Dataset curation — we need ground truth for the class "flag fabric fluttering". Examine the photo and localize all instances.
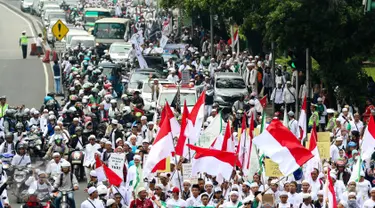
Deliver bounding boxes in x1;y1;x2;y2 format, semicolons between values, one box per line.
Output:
227;27;238;47
298;96;307;142
304;123;322;178
349;153;363;182
170;86;181;113
361;115;375;160
159;102;180;136
95;156;122;186
253;119;314;176
324;168;338;208
143;114;175;176
283;106;289;128
175;101;190;158
188;144;237;180
221;121;235;152
237;114;248;169
186;91;206;145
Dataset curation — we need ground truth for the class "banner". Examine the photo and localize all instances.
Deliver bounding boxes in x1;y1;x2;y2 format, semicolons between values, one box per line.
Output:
307;132;330;143
306;141;330;159
182;163;198;184
108;153;126;180
264;158;283;177
198;115;226;148
130;31;148;69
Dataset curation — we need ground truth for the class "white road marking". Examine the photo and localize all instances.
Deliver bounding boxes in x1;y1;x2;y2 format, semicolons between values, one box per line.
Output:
0;4;50;94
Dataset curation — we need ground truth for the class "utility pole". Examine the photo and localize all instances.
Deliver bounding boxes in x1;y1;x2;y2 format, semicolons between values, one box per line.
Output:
210;6;214;58
306;48;311;132
271;42;276;113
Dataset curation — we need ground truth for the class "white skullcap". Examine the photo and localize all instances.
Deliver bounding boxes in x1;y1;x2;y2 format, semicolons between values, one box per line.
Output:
280;191;288;196
302;193;311;199
134;155;141;160
250;182;259;188
229;191;239;196
106;199;116;206
339;201;348;208
111;119;118;125
342;108;348;112
183;180;191;184
52;152;60;157
87;187;97;195
89;135;96;139
336;136;343;141
270;179;278;185
137;187;146;192
205;181;213;187
371;187;375;192
327;109;335;113
90;170;97;177
317;97;322;102
105;141;112;145
141;116;147;120
100;138;108;143
301;180;310;184
155;184;164;189
73;117;79;121
330;174;337;180
116;138;123;143
317;190;324;195
348;192;356;197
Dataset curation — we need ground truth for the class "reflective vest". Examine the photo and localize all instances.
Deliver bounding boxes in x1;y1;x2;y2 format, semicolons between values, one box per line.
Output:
0;104;8;118
309;111;319;127
20;35;28;45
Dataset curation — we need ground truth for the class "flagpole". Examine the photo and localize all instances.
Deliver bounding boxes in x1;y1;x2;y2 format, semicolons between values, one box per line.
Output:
170;130;184;193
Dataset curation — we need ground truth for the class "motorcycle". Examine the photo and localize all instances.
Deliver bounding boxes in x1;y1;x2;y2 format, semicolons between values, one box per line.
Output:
25;134;43;157
0;153;14;176
21;193;52;208
11;166;31;203
68;149;85;182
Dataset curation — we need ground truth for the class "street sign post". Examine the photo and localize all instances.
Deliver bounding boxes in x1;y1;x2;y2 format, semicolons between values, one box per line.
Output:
51;19;69;96
51;19;69;41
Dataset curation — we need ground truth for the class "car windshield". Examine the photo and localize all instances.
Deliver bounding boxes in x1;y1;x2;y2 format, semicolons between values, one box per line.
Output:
144;57;163;68
85;11;111;23
24;0;33;3
110;45;131;53
70;39;95;48
159;92;196;107
130;73;151;83
216;78;246;89
67;34;88;44
95;23;125;39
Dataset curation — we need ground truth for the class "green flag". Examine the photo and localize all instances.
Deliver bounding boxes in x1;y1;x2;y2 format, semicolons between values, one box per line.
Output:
260;110;267;133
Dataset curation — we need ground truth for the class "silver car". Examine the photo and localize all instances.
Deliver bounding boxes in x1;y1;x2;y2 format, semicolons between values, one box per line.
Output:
21;0;34;12
108;42;132;63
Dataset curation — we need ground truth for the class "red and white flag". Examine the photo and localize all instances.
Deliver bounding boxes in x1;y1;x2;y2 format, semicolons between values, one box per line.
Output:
304;123;322;177
361;115;375;160
160;102;180;136
298;96;307;142
237;114;251;172
143;114;174;176
95;156;123;186
324;168;338;208
175;101;189;158
253;118;313;176
227;27;238;47
188;144;236;180
186;91;206;145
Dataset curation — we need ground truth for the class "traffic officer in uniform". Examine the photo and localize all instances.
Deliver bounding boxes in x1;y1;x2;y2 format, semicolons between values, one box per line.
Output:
309;104;319;132
0;96;8;118
19;31;32;59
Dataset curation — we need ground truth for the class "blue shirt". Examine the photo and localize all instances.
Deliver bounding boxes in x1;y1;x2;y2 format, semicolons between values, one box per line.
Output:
53;64;61;77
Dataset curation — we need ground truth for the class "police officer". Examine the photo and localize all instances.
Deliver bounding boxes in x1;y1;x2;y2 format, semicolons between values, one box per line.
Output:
19;31;32;59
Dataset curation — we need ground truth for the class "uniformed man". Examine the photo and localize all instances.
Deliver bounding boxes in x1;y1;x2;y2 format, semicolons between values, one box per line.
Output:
288;111;299;139
325;108;336;131
0;96;8;118
19;31;33;59
308;104;319;132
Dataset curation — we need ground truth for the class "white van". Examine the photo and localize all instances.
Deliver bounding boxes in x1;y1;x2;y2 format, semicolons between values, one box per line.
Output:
64;29;90;50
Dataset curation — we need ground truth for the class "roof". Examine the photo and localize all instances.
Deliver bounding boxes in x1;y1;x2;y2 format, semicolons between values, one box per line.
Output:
70;36;95;41
67;29;89;35
110;42;132;47
84;8;110;12
95;18;131;24
215;72;243;79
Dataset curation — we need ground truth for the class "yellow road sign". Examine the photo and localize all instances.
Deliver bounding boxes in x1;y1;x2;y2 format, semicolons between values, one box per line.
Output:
51;20;69;41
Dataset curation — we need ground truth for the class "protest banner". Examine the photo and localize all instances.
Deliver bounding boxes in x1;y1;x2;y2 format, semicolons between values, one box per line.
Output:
108;153;126;180
306;141;330;159
264;158;283;177
182;163;198;184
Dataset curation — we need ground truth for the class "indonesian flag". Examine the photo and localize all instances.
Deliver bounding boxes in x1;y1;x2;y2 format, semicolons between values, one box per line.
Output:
237;114;252;173
221;121;235;152
143;114;174;176
253;118;314;176
227;27;238;47
175;101;189;158
160;102;180;136
298;96;307;142
95;156;123;186
361;115;375;160
304;123;322;178
324;168;338;208
188;144;236;180
186;91;206;145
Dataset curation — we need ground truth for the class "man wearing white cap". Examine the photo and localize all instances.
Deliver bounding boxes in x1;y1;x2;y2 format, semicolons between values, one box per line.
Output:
331;135;342;157
330;173;346;203
357;171;371;201
316;97;327;131
283;81;296;113
287;111;299;139
299;193;313;208
28;171;53;201
81;187;105;208
223;191;242;207
363;187;375;208
84;135;101;183
46;152;67;179
167;68;179;83
325;108;336;131
19;30;33;59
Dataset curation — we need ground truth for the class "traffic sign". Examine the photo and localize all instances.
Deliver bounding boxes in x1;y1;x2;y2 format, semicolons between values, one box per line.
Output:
54;42;66;52
51;20;69;41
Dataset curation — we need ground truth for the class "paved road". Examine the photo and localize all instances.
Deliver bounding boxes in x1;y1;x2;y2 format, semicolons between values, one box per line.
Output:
0;2;88;207
0;4;46;108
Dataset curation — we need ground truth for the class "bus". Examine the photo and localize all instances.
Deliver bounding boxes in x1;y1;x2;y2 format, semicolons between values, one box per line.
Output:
83;8;111;31
93;18;131;47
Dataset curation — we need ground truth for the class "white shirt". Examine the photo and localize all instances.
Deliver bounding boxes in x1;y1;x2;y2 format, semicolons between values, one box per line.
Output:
83;143;101;167
28;181;53;199
166;198;187;208
186;195;201;207
277;202;293;208
330;144;340;162
283;87;296;104
222;200;241;207
364;198;375;208
0;142;15;154
333;180;346;203
11;154;31;166
46;158;67;178
288;119;299;139
167;74;179;83
350;120;364;132
81;198;105;208
271;88;284;104
36;37;43;47
287;192;302;208
357;179;371;201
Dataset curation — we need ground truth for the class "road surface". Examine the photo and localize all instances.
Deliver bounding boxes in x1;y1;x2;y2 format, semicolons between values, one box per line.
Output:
0;2;88;207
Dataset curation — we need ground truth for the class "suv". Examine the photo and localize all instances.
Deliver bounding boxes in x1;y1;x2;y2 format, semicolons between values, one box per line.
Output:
213;72;248;109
